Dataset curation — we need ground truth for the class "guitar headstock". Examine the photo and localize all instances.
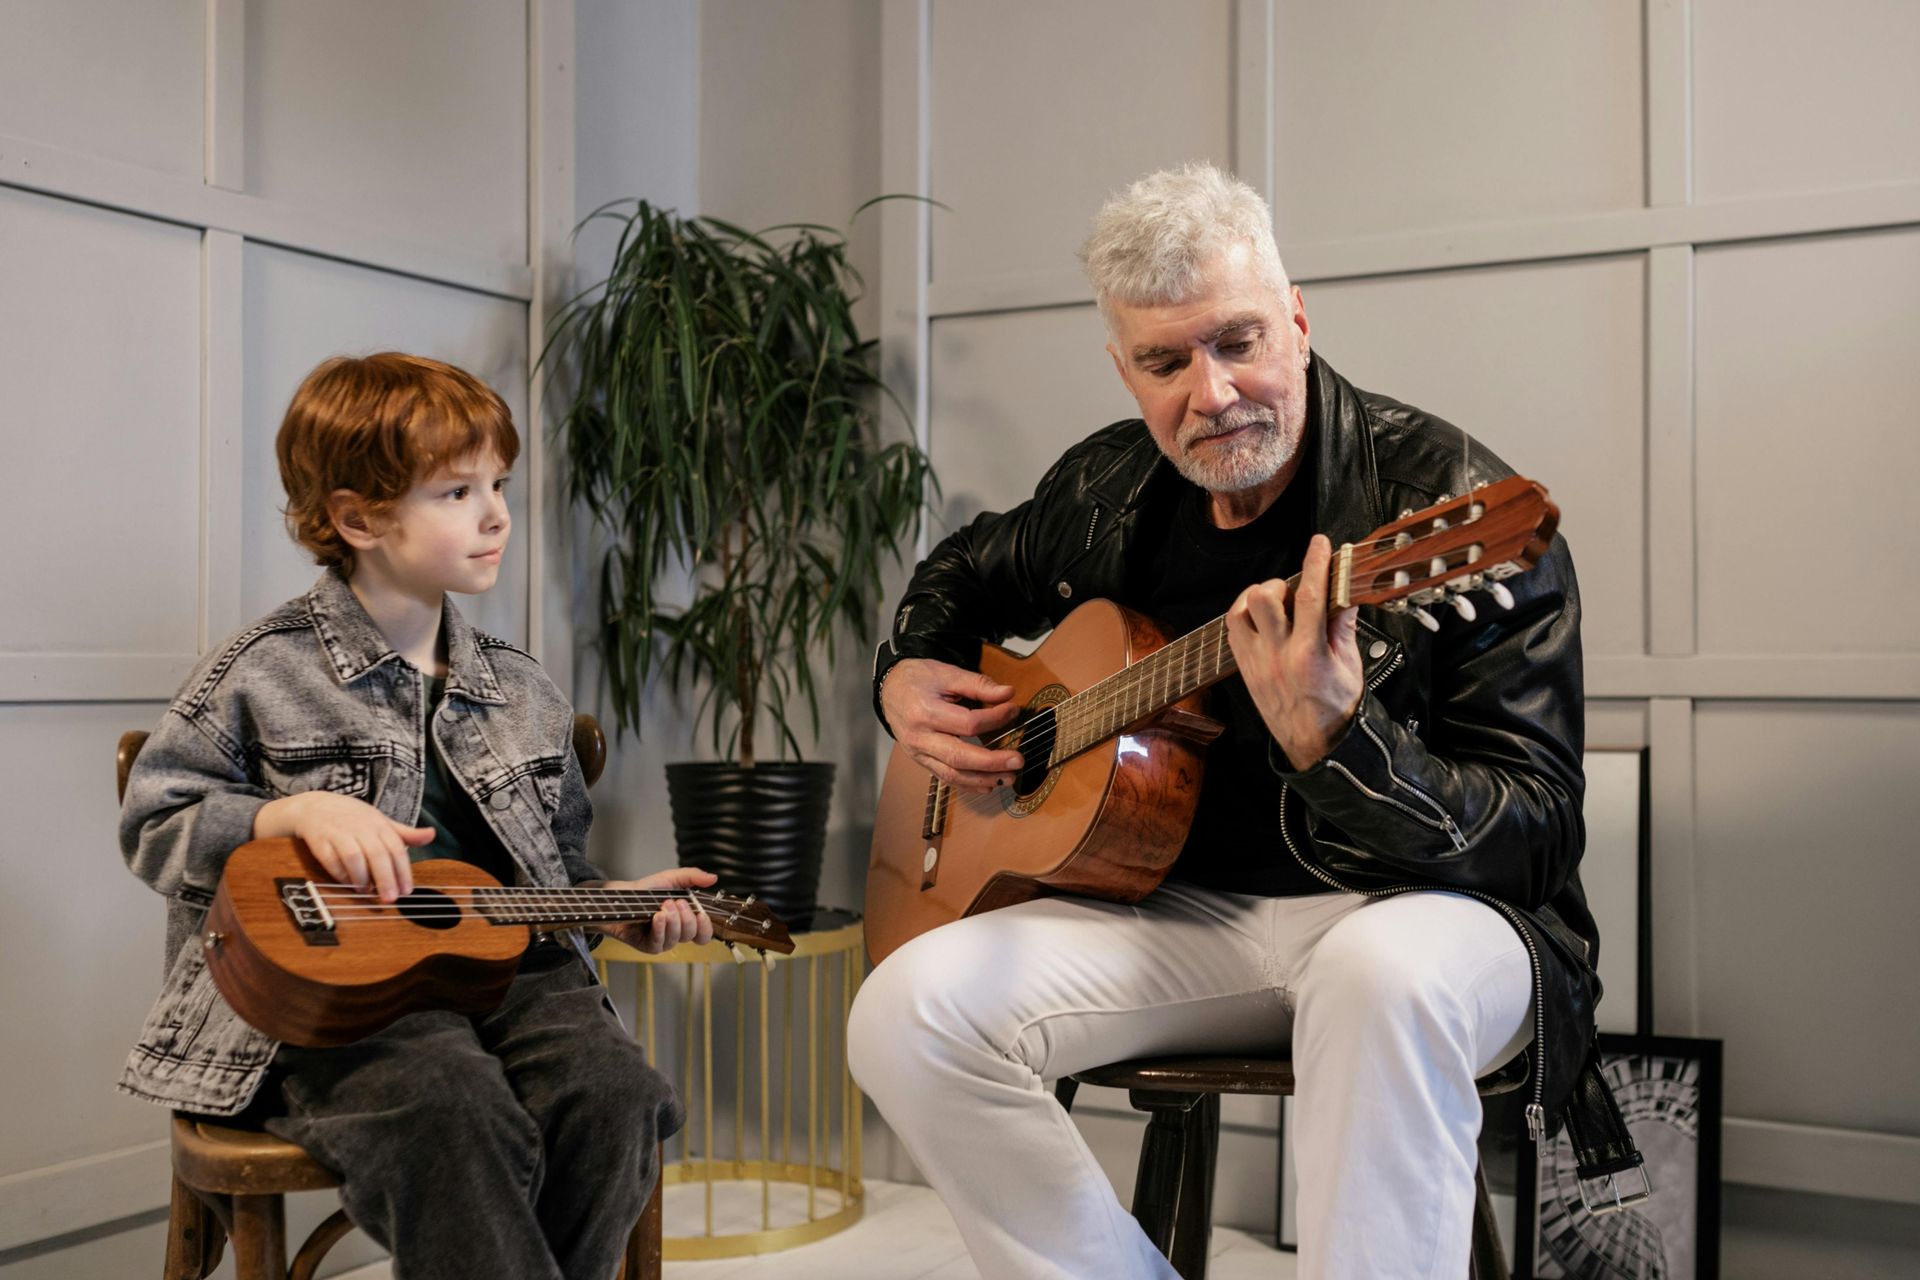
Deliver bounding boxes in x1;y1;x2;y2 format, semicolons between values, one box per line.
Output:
692;891;797;954
1337;476;1557;628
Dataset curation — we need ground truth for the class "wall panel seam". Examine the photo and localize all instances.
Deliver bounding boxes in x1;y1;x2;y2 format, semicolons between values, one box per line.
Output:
924;184;1920;317
0;133;533;302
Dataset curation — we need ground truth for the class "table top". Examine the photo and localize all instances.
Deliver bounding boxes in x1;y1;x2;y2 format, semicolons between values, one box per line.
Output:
597;906;864;965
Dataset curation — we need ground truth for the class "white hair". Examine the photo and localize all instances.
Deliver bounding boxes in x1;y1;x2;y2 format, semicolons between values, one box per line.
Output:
1078;162;1290;330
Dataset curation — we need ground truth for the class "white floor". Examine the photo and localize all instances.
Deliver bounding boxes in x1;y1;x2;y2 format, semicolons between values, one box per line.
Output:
335;1178;1298;1279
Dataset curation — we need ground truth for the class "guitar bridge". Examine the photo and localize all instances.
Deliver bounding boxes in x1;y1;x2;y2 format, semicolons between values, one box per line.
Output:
277;878;339;947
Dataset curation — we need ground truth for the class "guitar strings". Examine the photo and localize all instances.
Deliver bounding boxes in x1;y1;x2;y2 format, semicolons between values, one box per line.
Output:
972;505;1521;761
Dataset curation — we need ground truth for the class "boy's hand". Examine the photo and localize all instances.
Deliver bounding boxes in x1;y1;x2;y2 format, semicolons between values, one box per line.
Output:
253;791;436;903
588;867;719;954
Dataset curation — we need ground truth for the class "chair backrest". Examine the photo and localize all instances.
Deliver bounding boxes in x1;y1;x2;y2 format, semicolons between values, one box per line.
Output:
117;715;607;805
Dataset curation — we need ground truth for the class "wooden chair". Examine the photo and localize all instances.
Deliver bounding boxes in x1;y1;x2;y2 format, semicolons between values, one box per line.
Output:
120;714;663;1280
1056;1052;1528;1280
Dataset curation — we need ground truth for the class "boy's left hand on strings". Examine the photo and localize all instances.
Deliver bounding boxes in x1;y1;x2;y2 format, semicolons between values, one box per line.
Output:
587;867;719;953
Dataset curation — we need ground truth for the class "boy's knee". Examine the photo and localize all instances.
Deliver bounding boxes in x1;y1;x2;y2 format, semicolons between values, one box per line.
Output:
548;1035;680;1146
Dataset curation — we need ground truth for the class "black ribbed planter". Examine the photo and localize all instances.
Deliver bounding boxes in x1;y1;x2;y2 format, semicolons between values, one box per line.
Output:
665;762;834;929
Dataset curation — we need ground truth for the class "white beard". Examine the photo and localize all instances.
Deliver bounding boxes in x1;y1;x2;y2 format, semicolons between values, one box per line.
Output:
1170;404;1294;494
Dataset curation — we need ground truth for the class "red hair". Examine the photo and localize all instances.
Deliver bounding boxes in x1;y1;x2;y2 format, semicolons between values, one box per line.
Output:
276;353;520;569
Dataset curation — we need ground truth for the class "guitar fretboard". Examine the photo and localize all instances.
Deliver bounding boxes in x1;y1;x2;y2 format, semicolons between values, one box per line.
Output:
1046;614;1238;759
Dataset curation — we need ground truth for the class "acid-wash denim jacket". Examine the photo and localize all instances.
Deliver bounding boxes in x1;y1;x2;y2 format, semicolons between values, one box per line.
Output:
119;567;604;1115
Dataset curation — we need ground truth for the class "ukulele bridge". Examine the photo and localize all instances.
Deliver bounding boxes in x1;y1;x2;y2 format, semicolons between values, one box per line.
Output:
277;878;339;947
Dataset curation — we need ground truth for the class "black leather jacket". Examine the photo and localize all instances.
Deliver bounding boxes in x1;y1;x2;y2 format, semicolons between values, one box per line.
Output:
875;356;1641;1172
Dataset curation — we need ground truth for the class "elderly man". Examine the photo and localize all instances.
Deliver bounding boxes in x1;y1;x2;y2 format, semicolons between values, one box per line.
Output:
848;163;1638;1279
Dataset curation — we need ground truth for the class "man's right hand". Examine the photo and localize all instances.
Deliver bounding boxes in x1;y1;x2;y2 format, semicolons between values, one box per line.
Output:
881;657;1025;793
252;792;436;903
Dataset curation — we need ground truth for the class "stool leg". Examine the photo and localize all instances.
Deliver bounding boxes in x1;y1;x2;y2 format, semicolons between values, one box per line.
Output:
620;1143;665;1280
1168;1094;1218;1280
162;1176;224;1280
1127;1089;1215;1277
227;1194;286;1280
1468;1159;1510;1280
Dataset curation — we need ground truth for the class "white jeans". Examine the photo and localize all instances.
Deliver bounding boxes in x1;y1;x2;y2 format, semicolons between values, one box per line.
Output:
847;884;1533;1280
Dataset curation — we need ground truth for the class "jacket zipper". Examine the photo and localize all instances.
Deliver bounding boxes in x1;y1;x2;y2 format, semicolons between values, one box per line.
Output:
1280;646;1551;1138
1084;505;1103;551
1344;648;1467;850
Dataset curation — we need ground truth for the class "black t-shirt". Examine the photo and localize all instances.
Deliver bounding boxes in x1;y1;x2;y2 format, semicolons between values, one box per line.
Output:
1121;461;1329;897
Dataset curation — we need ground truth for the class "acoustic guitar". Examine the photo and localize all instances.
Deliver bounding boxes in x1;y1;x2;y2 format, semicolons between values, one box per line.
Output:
203;836;794;1047
864;476;1559;964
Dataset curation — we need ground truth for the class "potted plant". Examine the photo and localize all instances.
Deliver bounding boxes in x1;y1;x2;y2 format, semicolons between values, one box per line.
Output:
543;200;933;925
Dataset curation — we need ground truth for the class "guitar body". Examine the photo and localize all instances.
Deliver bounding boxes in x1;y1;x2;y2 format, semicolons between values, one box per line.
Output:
204;837;530;1048
864;600;1220;965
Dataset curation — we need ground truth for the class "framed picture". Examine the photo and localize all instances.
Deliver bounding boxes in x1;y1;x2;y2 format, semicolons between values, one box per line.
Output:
1516;1033;1723;1279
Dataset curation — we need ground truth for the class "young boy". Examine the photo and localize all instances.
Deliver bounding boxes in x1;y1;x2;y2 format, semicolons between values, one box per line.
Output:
119;352;711;1280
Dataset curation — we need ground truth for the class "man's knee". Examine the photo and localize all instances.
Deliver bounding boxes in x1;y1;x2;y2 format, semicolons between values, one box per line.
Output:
847;936;984;1099
1301;907;1463;1030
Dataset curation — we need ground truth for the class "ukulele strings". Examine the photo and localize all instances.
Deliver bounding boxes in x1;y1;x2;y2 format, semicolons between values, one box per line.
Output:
294;885;747;922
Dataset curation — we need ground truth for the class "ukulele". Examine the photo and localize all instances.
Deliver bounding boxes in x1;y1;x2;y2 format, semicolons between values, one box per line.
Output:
864;476;1559;964
203;836;794;1047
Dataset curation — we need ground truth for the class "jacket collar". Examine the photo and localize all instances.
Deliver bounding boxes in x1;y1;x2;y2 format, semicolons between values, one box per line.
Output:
1304;354;1386;547
305;567;506;703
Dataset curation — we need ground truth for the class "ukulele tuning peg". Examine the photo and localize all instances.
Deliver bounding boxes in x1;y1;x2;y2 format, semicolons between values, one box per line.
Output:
1450;593;1477;622
1411;605;1441;633
727;943;747;966
1488;581;1515;611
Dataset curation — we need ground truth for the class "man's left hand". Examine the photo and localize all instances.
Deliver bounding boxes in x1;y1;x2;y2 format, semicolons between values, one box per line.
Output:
1227;533;1364;769
587;867;719;953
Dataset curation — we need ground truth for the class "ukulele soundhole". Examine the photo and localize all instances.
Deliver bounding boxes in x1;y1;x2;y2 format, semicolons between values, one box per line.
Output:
1002;685;1067;816
396;887;462;931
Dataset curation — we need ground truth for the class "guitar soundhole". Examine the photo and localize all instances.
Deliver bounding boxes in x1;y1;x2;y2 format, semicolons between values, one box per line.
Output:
396;887;462;931
1012;706;1057;798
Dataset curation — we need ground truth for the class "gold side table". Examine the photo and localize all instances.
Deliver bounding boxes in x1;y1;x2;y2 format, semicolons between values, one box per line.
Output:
596;908;865;1259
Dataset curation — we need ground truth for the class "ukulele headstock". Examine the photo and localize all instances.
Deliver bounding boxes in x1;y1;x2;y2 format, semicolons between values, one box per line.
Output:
693;891;797;955
1338;476;1558;628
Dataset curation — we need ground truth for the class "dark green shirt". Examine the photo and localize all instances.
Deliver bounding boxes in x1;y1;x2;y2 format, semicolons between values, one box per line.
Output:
416;675;516;885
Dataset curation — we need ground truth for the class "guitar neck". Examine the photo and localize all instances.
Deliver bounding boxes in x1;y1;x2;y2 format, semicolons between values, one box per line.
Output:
1048;611;1242;760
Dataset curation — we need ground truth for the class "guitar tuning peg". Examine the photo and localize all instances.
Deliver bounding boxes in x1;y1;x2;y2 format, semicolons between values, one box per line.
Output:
1450;594;1477;622
1488;581;1515;611
726;943;746;965
1411;605;1441;632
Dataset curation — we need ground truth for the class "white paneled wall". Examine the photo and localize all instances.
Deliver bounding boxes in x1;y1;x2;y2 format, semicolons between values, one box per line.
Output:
876;0;1920;1237
0;2;576;1273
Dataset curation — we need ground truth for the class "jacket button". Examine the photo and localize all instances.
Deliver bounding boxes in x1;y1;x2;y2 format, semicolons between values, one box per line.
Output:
1057;581;1072;599
1368;640;1389;660
489;790;512;811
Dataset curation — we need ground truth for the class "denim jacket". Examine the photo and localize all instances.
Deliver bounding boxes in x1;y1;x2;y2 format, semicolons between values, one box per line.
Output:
119;568;603;1115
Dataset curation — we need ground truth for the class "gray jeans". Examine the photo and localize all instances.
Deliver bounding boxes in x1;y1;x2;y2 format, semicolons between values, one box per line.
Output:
255;945;678;1280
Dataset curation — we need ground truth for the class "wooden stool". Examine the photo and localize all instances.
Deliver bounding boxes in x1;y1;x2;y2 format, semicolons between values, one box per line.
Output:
122;716;663;1280
1057;1052;1529;1280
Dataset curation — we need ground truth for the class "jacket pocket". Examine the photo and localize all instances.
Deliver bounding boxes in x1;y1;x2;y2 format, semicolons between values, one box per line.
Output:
253;750;372;799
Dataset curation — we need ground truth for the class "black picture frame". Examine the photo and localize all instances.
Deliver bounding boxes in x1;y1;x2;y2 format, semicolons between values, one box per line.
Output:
1515;1033;1723;1279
